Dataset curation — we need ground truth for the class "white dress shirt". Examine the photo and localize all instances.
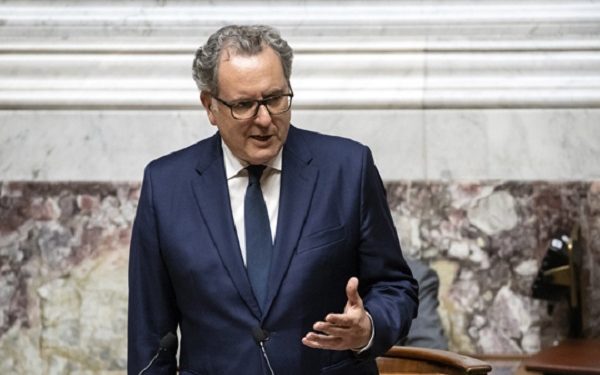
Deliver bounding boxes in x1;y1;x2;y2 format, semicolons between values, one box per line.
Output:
221;140;282;265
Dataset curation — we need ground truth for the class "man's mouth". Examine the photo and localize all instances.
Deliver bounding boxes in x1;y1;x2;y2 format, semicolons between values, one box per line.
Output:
251;135;272;142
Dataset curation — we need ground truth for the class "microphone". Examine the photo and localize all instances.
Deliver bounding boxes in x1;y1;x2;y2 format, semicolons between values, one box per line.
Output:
138;332;178;375
159;332;178;352
252;327;275;375
252;326;269;343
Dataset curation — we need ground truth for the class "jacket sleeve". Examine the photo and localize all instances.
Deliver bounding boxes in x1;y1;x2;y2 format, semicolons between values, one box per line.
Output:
128;165;180;374
356;147;419;358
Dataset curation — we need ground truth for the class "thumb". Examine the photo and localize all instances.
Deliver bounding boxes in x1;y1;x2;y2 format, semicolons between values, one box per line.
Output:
346;277;362;307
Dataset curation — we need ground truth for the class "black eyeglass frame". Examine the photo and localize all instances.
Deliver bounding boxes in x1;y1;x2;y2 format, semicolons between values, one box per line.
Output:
213;91;294;120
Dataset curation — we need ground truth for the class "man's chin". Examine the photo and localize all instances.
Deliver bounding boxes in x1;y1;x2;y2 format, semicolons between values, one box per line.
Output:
245;148;279;165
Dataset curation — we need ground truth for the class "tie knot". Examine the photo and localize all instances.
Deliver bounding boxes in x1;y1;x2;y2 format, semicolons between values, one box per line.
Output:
247;165;266;184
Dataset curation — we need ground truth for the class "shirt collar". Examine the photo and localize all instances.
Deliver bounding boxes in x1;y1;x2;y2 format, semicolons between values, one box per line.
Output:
221;139;283;180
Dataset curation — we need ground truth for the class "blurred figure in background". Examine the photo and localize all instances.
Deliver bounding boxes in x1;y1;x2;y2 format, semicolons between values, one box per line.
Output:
399;258;448;350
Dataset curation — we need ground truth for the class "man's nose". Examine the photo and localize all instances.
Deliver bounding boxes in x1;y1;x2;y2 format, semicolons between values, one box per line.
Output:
254;104;272;126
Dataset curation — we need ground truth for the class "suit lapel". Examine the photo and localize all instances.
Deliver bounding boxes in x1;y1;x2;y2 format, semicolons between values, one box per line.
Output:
191;134;262;319
263;127;319;315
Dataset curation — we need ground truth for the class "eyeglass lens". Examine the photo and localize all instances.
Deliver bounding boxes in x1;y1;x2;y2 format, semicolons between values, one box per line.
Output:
232;95;291;119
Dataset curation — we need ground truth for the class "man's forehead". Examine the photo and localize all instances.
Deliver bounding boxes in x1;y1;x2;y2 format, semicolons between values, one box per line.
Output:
216;46;286;94
218;47;237;63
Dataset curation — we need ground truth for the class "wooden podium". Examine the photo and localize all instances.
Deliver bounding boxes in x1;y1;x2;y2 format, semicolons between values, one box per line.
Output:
522;339;600;374
377;346;492;374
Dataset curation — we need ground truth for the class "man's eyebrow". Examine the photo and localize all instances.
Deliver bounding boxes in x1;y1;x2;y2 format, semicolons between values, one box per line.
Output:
227;87;287;103
228;88;287;102
224;95;254;103
264;88;286;97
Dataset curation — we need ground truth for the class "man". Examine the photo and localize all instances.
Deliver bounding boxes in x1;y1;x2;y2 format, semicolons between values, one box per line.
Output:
128;25;418;375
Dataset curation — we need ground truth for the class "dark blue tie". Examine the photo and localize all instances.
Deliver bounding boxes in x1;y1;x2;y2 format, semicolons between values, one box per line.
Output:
245;165;273;309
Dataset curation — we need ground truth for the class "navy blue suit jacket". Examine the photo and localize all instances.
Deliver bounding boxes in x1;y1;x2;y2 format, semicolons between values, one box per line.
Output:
128;126;418;374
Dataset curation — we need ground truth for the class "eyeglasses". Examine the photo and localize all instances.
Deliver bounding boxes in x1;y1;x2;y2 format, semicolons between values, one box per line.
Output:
213;92;294;120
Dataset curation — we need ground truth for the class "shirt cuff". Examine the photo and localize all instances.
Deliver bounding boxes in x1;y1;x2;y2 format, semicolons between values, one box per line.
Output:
351;311;374;354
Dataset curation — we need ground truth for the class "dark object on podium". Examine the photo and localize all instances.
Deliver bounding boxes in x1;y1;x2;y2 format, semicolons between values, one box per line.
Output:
531;225;583;337
522;339;600;374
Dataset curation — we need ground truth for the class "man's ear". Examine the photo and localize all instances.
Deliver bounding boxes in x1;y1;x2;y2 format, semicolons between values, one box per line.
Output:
200;91;218;126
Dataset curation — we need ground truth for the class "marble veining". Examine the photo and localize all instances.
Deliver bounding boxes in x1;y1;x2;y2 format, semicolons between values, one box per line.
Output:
0;180;598;373
2;109;600;182
388;181;599;354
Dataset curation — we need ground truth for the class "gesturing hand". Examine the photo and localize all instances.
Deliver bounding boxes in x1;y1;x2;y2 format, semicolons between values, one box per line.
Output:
301;277;372;351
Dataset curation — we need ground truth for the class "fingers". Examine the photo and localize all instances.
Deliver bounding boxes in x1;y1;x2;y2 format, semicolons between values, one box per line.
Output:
313;320;351;335
302;316;370;351
301;277;371;351
302;332;343;350
302;319;357;350
345;277;362;307
324;313;357;328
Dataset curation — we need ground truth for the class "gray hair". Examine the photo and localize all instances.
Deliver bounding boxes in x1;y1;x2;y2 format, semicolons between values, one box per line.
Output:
192;25;294;95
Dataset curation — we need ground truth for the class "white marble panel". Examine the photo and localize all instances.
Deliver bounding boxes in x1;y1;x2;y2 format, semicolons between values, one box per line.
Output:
3;49;599;109
486;110;600;180
2;109;599;181
0;110;213;181
1;1;599;182
1;1;598;40
0;1;599;110
293;110;426;180
424;111;491;180
425;109;600;180
0;109;426;181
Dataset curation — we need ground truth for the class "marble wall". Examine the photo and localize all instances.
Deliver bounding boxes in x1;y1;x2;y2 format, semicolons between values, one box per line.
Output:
2;109;600;181
1;180;598;373
1;0;600;374
0;182;135;373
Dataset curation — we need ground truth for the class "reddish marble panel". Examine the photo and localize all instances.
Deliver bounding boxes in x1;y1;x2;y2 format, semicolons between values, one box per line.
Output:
0;181;598;373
